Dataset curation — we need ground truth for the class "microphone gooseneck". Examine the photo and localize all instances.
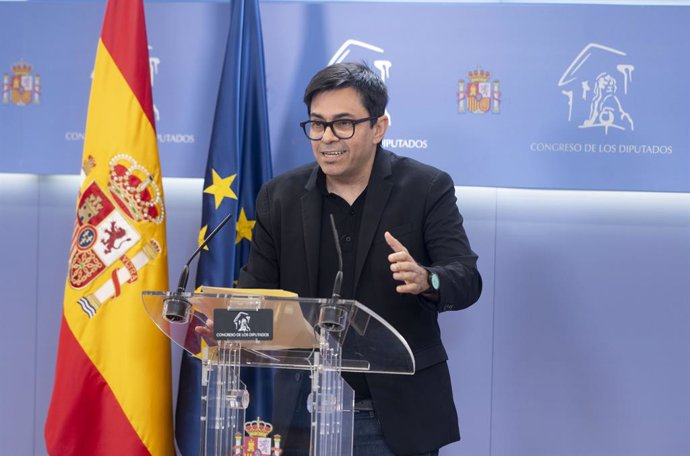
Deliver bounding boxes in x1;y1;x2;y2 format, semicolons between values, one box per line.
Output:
176;211;234;292
163;212;234;322
318;213;347;333
329;213;344;299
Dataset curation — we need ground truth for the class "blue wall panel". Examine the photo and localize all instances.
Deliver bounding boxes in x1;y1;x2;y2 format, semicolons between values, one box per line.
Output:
3;2;690;192
490;190;690;455
0;175;40;456
439;187;497;456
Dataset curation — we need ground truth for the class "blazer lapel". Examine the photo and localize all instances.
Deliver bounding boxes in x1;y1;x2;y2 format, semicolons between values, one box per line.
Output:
354;149;393;292
301;166;322;297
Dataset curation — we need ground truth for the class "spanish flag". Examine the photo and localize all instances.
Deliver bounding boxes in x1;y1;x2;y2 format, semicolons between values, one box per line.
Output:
45;0;173;455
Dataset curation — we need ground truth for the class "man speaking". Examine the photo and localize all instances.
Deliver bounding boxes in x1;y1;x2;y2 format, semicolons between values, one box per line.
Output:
239;62;482;456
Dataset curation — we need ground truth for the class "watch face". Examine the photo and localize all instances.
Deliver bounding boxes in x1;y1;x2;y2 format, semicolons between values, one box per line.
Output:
430;272;440;291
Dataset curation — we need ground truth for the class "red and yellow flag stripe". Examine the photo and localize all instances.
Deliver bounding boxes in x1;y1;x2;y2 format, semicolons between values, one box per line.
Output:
45;0;173;455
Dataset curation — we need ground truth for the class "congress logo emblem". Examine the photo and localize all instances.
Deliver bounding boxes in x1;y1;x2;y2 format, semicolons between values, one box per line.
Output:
558;43;635;134
2;61;41;106
457;68;501;114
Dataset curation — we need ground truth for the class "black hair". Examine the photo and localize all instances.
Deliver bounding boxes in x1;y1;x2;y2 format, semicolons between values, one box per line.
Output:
303;62;388;125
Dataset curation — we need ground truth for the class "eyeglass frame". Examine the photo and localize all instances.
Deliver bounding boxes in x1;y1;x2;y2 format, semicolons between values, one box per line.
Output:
299;115;381;141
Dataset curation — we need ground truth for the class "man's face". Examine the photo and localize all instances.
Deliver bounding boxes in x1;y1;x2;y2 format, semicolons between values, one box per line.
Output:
309;87;388;185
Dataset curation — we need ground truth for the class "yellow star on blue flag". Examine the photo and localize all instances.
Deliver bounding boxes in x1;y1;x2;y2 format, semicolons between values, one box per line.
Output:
235;208;256;244
197;225;210;251
203;169;237;209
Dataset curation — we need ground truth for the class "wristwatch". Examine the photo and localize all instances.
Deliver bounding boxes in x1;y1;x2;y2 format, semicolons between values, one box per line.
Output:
425;269;440;297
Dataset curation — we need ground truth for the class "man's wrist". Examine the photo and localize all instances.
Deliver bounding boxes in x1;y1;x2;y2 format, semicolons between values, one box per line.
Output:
421;268;440;300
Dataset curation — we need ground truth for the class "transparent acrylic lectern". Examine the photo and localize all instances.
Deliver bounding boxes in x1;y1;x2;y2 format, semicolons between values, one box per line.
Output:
143;289;414;456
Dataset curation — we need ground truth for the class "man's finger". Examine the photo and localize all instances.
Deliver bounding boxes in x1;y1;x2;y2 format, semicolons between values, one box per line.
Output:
390;260;414;272
384;231;406;253
396;283;419;294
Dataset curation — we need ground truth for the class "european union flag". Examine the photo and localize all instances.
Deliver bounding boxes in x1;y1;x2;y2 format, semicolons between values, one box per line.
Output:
175;0;273;454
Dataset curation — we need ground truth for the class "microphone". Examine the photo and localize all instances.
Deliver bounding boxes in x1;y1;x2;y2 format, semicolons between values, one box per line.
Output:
329;213;343;300
163;212;234;322
318;214;346;332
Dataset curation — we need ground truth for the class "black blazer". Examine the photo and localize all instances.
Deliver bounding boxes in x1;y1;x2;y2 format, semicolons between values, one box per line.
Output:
240;148;482;455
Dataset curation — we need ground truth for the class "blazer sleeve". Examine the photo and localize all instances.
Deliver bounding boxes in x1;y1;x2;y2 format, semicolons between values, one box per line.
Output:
418;170;482;312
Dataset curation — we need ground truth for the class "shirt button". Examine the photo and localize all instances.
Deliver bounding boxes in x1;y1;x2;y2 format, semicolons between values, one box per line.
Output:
344;235;352;242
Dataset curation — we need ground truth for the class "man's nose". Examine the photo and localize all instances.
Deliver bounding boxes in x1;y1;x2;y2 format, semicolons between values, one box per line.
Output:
321;125;339;143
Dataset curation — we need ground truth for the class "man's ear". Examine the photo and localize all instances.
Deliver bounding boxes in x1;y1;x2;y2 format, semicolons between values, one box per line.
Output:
373;114;390;144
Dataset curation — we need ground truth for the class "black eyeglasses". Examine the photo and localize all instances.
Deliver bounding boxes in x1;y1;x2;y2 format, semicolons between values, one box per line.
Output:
300;116;379;141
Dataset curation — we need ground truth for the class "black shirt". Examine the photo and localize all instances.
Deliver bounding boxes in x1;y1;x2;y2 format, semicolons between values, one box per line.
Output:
315;171;371;400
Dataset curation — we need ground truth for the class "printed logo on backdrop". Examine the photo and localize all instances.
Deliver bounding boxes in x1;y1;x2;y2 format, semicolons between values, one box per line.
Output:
530;42;671;157
2;61;41;106
64;46;196;146
329;39;428;151
559;43;634;134
457;68;501;114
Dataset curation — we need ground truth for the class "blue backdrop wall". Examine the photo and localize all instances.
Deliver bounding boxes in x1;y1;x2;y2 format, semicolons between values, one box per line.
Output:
1;1;689;455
